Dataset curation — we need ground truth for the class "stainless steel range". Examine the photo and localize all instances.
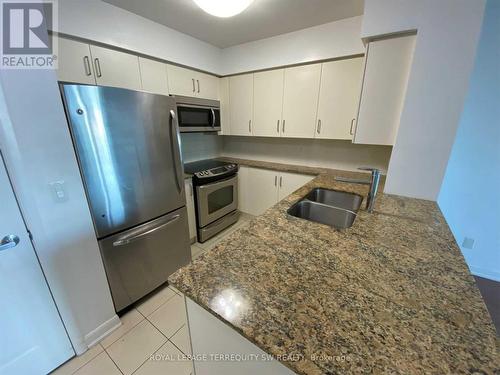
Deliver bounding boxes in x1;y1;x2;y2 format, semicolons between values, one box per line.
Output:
184;159;239;242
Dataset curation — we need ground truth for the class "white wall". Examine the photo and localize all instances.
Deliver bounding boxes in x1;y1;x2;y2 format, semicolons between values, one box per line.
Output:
362;0;486;200
57;0;222;74
222;137;392;173
220;16;364;75
180;133;223;163
0;69;119;355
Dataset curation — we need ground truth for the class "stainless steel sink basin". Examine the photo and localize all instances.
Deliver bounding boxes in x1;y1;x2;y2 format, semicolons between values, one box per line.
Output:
287;188;363;229
287;201;357;229
305;188;363;212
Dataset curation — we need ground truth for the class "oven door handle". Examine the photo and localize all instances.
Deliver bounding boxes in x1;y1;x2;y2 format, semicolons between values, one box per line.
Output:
197;174;237;192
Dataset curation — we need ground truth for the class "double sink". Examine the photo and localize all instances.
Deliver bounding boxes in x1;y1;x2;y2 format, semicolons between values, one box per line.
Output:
287;188;363;229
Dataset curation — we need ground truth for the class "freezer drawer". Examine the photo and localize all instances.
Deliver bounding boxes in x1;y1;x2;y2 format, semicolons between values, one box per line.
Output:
99;207;190;312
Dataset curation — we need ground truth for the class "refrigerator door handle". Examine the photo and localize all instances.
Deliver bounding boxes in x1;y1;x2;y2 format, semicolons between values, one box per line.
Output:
113;214;180;246
170;110;183;193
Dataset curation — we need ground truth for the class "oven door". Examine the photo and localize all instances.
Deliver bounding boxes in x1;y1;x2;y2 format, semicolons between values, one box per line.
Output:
196;175;238;227
177;105;221;132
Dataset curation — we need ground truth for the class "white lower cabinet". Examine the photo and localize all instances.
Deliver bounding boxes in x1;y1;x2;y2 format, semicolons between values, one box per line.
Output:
187;297;294;375
278;171;315;201
238;166;314;216
185;178;197;243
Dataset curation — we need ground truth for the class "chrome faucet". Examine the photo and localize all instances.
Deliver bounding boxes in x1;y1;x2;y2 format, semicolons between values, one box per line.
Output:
335;167;381;213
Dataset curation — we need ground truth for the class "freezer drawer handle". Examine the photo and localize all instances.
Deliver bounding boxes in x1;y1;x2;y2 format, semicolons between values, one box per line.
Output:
112;214;180;246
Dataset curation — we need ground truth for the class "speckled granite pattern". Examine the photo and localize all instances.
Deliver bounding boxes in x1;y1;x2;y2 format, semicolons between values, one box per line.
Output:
170;160;499;374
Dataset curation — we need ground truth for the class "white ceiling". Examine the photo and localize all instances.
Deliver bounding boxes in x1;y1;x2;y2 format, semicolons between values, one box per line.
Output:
102;0;364;48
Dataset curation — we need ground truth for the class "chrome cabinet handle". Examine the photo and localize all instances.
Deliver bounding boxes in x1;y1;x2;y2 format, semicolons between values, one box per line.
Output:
317;119;322;134
282;120;285;133
83;56;92;76
113;215;180;246
350;118;356;135
197;79;200;93
0;235;20;252
94;58;102;77
274;175;277;186
279;176;282;187
276;120;280;133
192;78;196;92
248;120;252;133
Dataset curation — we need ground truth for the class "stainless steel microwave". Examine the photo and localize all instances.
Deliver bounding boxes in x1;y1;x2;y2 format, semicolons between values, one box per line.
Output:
172;95;221;132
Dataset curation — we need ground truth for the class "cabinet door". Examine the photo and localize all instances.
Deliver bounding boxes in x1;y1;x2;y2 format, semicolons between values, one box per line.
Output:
253;69;284;137
89;45;142;90
229;74;253;136
354;35;415;145
219;77;231;135
282;64;321;138
196;72;219;100
139;57;169;95
184;178;197;243
56;37;96;84
316;58;363;140
237;166;250;213
167;64;197;97
244;168;279;216
278;172;314;201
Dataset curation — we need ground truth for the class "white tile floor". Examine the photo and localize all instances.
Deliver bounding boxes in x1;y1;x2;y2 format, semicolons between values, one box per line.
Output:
52;214;253;375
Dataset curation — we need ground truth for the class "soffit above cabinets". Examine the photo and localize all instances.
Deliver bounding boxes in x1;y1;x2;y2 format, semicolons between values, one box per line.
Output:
102;0;364;48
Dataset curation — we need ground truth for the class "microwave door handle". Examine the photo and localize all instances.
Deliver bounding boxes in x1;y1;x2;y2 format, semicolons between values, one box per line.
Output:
210;108;215;128
169;110;183;193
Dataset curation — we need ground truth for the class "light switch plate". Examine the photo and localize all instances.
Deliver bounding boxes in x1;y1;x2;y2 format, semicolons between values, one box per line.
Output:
462;237;475;249
49;180;68;202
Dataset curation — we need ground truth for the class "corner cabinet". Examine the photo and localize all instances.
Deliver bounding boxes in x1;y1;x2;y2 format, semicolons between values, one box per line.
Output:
238;166;314;216
353;34;416;146
281;64;322;138
167;64;219;100
315;57;363;140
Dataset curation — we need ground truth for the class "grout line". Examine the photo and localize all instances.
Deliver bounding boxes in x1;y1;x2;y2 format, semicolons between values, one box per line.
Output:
103;350;125;375
65;345;104;375
101;309;145;349
137;291;179;320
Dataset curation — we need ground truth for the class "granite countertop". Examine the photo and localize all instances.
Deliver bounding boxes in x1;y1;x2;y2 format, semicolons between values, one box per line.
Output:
170;158;499;374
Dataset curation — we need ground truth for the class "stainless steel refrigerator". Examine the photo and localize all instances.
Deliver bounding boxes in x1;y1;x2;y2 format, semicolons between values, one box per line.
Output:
60;84;190;312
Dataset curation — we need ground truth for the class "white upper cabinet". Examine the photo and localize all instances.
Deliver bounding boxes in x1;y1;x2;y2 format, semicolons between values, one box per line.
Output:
56;37;96;85
89;45;142;91
281;64;322;138
219;77;231;135
196;71;219;100
139;57;169;95
167;64;219;100
315;58;363;140
167;65;197;96
253;69;284;137
354;34;416;146
229;73;254;136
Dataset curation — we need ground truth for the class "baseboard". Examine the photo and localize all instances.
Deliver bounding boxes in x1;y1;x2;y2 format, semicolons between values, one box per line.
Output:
470;266;500;282
83;314;121;350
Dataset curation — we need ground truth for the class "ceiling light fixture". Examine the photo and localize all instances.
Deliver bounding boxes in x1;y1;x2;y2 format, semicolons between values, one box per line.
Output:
193;0;254;18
